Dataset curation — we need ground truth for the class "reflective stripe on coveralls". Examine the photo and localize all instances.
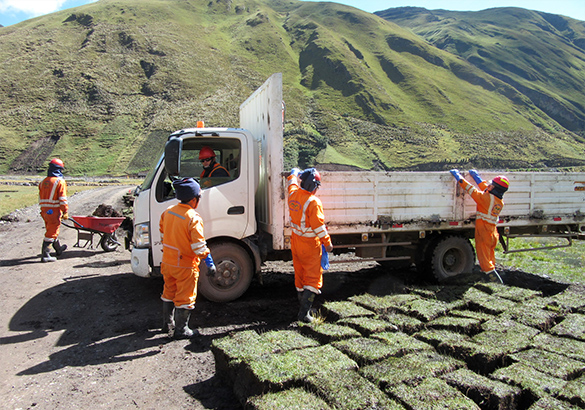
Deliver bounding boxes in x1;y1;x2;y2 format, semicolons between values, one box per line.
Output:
287;175;332;294
458;178;504;273
159;203;210;309
39;177;68;241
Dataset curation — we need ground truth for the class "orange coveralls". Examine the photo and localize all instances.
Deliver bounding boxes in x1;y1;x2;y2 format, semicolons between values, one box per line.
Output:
38;176;68;241
287;174;332;294
458;178;504;272
159;203;210;309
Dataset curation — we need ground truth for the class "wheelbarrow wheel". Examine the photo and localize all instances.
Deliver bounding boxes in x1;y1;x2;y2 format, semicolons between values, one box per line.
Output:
100;232;119;252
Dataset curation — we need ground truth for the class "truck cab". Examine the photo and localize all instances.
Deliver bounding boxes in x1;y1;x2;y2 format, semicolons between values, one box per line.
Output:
131;128;260;302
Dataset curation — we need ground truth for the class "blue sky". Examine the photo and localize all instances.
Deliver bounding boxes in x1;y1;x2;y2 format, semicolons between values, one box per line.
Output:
1;0;583;27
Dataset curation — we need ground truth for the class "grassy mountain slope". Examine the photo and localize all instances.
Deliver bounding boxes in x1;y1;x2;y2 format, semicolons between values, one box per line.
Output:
0;0;584;175
376;7;585;134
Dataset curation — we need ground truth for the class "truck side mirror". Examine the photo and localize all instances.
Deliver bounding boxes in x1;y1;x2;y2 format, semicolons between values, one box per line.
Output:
165;137;182;176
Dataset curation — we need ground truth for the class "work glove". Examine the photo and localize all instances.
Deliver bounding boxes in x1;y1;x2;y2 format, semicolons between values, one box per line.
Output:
204;254;217;276
469;169;483;185
290;168;301;177
61;212;69;221
450;169;462;182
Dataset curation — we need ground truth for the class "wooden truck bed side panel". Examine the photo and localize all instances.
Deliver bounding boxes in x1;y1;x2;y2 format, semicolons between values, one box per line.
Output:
283;171;585;235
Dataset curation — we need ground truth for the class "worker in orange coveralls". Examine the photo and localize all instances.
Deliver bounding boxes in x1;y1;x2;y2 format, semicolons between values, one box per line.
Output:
199;146;230;178
159;178;216;339
38;158;68;263
287;168;333;323
450;169;509;283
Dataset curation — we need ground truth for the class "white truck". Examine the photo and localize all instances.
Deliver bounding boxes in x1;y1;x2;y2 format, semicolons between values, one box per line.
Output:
130;73;585;302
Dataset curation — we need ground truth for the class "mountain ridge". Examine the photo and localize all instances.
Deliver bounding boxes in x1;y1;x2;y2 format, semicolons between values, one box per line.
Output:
0;0;584;175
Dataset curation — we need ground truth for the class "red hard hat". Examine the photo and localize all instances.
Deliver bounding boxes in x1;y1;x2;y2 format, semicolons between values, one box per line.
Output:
492;175;509;190
198;146;215;160
50;158;64;168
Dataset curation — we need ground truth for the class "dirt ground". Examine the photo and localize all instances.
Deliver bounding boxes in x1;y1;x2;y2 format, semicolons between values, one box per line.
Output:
0;185;408;409
1;185;580;409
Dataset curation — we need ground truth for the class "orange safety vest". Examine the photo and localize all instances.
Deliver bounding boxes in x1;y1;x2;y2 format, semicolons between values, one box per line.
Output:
39;176;68;214
287;175;332;247
159;203;209;268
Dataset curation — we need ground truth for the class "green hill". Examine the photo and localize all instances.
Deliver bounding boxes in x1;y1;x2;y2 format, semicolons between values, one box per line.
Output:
0;0;584;175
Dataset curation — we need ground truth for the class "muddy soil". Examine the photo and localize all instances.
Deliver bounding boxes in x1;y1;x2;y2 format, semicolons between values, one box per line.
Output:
0;185;576;409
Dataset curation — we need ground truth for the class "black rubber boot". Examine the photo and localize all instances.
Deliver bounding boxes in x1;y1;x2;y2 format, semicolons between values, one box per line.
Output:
297;290;316;323
173;308;198;339
485;269;504;284
162;301;175;335
52;239;67;257
41;241;56;263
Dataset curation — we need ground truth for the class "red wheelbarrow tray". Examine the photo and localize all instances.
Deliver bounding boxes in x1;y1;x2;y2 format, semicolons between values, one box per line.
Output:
69;216;126;234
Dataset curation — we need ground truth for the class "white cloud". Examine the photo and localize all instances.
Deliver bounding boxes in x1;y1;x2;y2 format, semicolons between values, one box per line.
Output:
0;0;68;17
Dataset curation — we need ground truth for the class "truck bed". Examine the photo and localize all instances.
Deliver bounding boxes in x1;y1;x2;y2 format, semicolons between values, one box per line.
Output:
306;171;585;233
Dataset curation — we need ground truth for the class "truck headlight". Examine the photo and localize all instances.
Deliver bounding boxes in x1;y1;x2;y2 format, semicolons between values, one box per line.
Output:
133;223;150;248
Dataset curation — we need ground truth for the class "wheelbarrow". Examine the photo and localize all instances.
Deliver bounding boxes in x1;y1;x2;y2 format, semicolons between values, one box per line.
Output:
63;216;126;252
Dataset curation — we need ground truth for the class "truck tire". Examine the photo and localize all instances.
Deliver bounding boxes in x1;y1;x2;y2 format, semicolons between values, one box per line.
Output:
430;236;475;281
198;242;253;302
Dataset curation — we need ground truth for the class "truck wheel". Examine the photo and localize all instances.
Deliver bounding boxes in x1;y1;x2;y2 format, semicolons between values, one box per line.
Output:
430;236;475;281
198;242;253;302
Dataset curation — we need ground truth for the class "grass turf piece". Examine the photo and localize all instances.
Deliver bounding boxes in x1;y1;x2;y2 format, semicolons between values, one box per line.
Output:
371;331;434;356
480;317;541;339
559;374;585;408
527;396;581;409
491;363;567;400
533;333;585;362
305;369;404;409
333;337;400;365
360;351;465;388
299;322;362;343
321;300;375;320
426;315;482;335
378;311;424;333
508;348;585;380
449;308;495;323
234;345;358;402
463;287;518;314
414;328;470;348
386;377;480;409
499;299;560;330
339;316;400;336
550;313;585;341
441;367;521;410
246;387;332;410
349;293;420;314
475;282;543;302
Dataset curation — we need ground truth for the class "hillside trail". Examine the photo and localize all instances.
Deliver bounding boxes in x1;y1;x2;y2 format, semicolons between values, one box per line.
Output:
0;185;401;409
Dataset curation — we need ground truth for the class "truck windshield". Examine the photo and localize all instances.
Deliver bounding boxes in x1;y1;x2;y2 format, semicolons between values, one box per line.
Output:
155;137;242;202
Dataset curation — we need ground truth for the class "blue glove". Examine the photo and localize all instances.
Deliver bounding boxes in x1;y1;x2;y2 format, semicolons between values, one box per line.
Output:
204;254;217;276
290;168;301;177
321;244;330;270
450;169;462;182
469;169;482;185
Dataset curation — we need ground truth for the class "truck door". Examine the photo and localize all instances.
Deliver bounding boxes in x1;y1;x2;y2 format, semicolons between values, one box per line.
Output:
150;133;253;269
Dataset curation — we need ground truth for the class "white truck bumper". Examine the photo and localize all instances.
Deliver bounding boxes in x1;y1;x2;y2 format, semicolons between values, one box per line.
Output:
131;248;151;277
